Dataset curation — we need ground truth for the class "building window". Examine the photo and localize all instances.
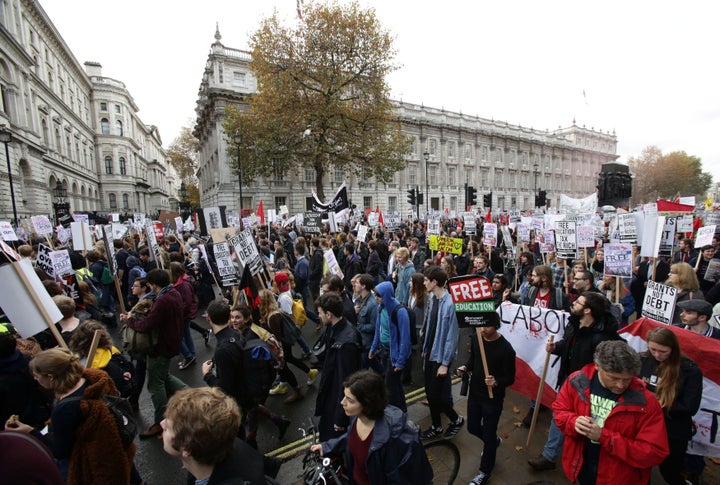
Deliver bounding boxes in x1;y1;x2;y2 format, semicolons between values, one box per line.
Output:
119;157;126;175
408;165;417;185
495;148;502;163
334;166;344;184
233;72;246;87
116;120;123;136
450;196;457;212
305;167;315;182
388;196;397;213
104;156;113;174
109;193;117;209
100;102;107;111
100;118;109;135
496;171;503;186
447;166;456;186
115;104;120;113
428;139;437;157
465;143;472;161
122;193;129;209
481;145;488;161
481;170;488;186
408;137;417;157
429;166;437;186
272;159;284;180
447;142;455;159
274;196;286;211
363;196;372;209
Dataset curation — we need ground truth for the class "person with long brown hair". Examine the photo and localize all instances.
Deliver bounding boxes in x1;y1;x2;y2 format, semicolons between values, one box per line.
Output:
666;262;703;324
5;348;135;484
639;326;703;484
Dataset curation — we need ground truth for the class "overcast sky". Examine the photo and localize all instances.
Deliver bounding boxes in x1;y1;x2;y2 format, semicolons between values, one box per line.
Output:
41;0;720;184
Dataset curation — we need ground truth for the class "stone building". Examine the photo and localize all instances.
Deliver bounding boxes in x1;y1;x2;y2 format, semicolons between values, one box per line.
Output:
195;29;619;217
0;0;175;223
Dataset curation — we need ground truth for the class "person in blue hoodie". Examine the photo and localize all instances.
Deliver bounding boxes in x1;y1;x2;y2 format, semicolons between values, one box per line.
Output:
369;281;411;412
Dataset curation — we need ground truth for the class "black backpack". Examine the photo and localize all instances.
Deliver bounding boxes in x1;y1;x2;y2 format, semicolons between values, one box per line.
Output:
66;394;137;449
392;418;433;483
104;353;139;399
390;303;418;345
230;332;276;405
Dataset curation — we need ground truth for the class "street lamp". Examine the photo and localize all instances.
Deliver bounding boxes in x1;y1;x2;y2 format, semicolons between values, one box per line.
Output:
52;180;69;225
423;149;430;215
0;126;18;227
233;131;243;215
533;163;539;209
178;181;190;219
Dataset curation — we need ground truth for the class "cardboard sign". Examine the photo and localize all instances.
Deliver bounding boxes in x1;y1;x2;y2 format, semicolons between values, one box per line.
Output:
447;275;498;327
70;222;93;251
36;243;55;278
603;243;633;277
0;221;18;241
324;248;344;279
31;215;53;236
641;280;677;324
356;225;369;243
696;225;716;248
482;223;498;247
555;220;578;259
577;225;595;248
428;235;463;255
228;229;264;276
212;242;238;287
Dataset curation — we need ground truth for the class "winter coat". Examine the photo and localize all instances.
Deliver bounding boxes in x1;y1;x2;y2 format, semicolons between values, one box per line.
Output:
0;350;51;428
553;364;669;485
355;293;378;351
394;261;415;306
126;285;184;357
174;273;198;321
184;439;266;485
370;282;411;369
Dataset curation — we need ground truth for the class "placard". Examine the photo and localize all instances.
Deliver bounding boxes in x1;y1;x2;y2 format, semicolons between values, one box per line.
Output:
640;216;665;258
36;243;55;278
50;249;72;277
228;229;264;276
212;242;238;287
482;223;498;247
501;226;515;256
427;219;440;236
356;225;369;243
447;275;498;327
303;212;322;234
517;223;531;243
0;221;18;241
677;215;694;233
603;243;633;277
143;222;159;263
659;216;676;259
463;213;477;235
641;280;677;324
324;248;344;279
72;213;89;224
555;220;578;259
696;225;716;248
175;217;183;232
577;225;595;248
31;215;53;236
428;235;463;255
539;229;556;253
617;213;638;244
70;222;93;251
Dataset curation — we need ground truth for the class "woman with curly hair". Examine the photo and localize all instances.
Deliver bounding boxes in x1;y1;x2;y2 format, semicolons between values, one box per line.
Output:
639;327;703;485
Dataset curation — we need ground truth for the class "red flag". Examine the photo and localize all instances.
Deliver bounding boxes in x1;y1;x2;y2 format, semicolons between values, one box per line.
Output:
257;200;265;225
485;209;492;222
375;206;385;229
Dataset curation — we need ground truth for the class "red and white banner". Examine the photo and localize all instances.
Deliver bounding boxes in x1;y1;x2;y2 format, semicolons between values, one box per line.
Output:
620;318;720;458
497;302;569;407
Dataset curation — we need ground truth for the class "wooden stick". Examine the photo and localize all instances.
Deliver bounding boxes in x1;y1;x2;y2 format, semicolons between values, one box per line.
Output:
651;257;657;281
526;335;555;448
615;276;620;304
475;327;494;399
85;330;102;369
113;276;126;314
563;262;569;294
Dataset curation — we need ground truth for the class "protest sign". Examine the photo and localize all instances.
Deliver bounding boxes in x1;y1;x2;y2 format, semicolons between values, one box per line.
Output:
213;242;238;287
303;212;322;234
603;243;633;277
577;225;595;248
111;222;127;240
641;280;677;324
31;215;53;236
643;203;658;216
704;260;720;283
617;213;638;244
0;221;18;241
72;213;89;224
621;319;720;457
501;226;515;256
70;222;93;251
677;215;694;233
539;229;556;253
36;243;55;278
555;220;578;259
427;219;440;236
175;217;183;232
517;223;531;243
133;213;145;225
482;223;497;247
640;216;665;258
497;302;568;407
203;207;223;232
356;225;369;243
0;239;20;261
59;273;81;304
228;229;264;276
659;216;676;259
447;275;498;327
50;249;72;278
143;222;159;264
324;248;344;279
464;213;477;235
696;225;716;248
210;227;235;244
428;235;463;255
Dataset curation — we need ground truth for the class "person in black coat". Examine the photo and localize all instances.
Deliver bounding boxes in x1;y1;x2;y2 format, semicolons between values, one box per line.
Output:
162;387;267;485
314;293;362;441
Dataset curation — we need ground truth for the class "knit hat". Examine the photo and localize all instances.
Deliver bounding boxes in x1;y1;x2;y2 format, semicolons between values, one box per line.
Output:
274;272;290;292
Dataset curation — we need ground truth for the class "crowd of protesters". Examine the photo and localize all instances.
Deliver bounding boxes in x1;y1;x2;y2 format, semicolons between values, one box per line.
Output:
0;211;719;484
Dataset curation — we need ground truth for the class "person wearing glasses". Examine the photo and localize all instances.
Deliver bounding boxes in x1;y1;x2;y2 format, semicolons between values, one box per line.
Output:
528;292;621;472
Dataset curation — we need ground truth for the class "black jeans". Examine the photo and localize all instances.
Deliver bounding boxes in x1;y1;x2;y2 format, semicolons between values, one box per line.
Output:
467;394;504;474
424;360;458;428
376;348;407;412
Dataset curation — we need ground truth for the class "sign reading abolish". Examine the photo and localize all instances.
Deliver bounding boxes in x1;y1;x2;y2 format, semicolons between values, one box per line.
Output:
428;235;463;255
447;275;498;328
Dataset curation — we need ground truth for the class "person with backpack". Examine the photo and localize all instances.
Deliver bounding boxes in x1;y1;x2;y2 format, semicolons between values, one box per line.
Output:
310;369;433;484
6;348;136;484
352;274;378;371
202;300;283;446
368;281;411;412
124;256;146;307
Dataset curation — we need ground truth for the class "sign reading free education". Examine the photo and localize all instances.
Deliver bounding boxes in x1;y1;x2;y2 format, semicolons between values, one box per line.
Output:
447;274;499;328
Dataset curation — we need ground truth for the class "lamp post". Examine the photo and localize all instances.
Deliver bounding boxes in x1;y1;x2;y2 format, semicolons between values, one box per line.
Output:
233;131;243;216
533;163;539;208
52;180;68;225
178;181;190;219
423;149;430;215
0;126;18;227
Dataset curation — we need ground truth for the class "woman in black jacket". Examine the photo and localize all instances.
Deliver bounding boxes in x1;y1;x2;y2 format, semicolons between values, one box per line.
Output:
639;326;703;485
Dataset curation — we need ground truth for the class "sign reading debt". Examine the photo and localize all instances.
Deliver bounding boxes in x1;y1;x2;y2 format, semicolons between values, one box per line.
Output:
447;275;498;328
228;229;264;276
641;280;677;324
428;235;463;255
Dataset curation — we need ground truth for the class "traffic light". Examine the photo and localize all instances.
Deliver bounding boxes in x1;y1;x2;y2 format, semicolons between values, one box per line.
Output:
538;190;547;207
407;187;416;206
417;192;424;205
483;192;492;208
467;186;477;206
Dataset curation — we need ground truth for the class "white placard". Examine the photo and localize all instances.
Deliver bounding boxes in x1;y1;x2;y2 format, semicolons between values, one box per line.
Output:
70;222;93;251
482;223;497;247
0;259;63;337
50;249;72;277
356;225;369;243
72;213;89;223
0;221;18;241
324;248;344;279
175;217;183;232
555;220;578;259
676;215;694;233
31;215;53;236
640;216;665;258
641;280;677;324
577;225;595;248
696;225;716;248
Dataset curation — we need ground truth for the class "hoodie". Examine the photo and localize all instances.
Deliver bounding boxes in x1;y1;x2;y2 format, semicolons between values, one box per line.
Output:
370;282;411;369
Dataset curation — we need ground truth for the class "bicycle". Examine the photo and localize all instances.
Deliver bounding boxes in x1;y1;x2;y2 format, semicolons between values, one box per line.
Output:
424;439;460;485
299;421;349;485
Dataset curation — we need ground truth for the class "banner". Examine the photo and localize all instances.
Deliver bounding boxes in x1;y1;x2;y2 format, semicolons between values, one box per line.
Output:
621;319;720;458
311;182;350;215
496;302;569;407
559;193;598;213
447;275;497;327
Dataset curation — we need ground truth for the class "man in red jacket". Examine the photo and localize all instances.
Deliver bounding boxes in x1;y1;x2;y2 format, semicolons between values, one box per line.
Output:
552;340;668;484
121;268;187;438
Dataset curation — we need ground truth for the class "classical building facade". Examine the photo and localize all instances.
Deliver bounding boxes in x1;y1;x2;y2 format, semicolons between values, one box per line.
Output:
0;0;175;223
195;30;619;217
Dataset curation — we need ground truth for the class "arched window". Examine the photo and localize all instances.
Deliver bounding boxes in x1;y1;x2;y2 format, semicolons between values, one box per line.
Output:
122;194;129;209
119;157;126;175
104;156;113;174
116;120;123;136
109;193;117;209
100;118;109;135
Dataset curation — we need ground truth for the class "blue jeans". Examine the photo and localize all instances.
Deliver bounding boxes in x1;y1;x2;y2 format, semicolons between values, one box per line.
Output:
180;320;195;359
542;415;564;463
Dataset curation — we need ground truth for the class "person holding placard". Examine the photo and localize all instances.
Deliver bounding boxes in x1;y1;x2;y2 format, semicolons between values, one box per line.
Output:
689;245;720;294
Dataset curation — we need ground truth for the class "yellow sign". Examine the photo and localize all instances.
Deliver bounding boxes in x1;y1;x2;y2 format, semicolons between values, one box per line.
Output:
428;235;464;255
